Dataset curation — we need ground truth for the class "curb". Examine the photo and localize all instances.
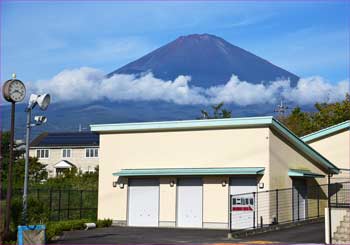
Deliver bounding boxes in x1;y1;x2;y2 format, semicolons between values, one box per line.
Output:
227;217;324;239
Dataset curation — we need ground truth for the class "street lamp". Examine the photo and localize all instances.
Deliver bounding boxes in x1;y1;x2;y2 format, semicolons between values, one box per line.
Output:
22;93;50;225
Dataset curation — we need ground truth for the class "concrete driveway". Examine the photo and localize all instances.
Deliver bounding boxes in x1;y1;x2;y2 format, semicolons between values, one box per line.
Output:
51;221;325;244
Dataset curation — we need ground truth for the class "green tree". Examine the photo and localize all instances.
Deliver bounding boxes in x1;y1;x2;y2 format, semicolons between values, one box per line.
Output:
1;131;48;188
280;94;350;136
1;132;11;184
200;102;232;119
43;166;98;190
13;157;48;187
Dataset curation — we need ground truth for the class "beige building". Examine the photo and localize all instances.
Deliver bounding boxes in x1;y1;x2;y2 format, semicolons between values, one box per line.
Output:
91;116;339;229
30;132;99;177
302;121;350;182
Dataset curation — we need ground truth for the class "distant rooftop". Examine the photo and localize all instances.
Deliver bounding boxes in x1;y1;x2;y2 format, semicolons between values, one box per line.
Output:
30;132;99;148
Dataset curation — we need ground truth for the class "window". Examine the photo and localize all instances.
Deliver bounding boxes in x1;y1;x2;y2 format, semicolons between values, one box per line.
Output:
36;149;49;158
85;148;98;158
62;149;71;158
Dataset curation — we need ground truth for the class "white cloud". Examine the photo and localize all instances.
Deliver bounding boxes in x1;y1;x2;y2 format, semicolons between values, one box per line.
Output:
29;67;207;105
285;77;349;104
29;67;349;106
206;76;291;106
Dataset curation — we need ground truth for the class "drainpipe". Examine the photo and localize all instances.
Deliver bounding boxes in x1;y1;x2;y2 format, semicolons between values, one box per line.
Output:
327;173;332;244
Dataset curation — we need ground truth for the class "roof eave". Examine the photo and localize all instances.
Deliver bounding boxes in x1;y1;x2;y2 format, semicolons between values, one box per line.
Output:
271;119;339;174
301;120;350;142
90;116;273;133
113;167;265;177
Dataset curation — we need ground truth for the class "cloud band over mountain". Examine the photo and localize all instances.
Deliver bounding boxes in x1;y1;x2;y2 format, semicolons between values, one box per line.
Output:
30;67;349;106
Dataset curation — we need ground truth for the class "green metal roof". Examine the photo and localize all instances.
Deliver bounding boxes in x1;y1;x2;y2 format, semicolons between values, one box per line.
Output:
91;116;272;132
91;116;339;174
288;169;325;178
301;121;350;143
113;167;265;177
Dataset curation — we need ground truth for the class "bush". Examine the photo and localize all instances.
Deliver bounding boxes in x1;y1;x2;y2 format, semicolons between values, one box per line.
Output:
46;218;113;241
96;219;113;228
46;219;89;241
10;197;49;229
2;239;17;245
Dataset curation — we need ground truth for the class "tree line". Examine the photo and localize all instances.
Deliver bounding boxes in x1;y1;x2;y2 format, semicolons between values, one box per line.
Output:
200;94;350;137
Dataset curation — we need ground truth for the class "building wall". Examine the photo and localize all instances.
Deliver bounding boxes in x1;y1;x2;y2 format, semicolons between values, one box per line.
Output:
307;130;350;181
159;177;177;227
269;128;328;223
98;127;270;222
269;128;327;189
202;176;229;228
29;147;99;177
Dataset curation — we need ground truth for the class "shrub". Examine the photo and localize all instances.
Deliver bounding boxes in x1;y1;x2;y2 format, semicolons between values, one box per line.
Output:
46;219;89;241
10;197;49;229
46;218;112;241
96;219;113;228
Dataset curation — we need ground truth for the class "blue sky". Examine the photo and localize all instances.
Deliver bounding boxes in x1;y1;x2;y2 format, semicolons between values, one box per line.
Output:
1;1;349;84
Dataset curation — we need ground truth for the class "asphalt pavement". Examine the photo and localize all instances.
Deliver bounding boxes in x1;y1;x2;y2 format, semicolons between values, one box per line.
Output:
51;221;325;244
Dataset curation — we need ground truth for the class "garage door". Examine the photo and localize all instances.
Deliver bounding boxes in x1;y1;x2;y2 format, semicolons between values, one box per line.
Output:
292;179;307;220
230;177;257;229
177;178;203;228
128;178;159;227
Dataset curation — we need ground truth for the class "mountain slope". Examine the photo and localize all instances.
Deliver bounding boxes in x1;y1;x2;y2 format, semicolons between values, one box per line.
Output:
108;34;299;87
2;34;303;136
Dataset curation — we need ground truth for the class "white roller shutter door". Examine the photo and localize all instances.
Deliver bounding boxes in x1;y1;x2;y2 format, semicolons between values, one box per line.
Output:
128;178;159;227
177;178;203;228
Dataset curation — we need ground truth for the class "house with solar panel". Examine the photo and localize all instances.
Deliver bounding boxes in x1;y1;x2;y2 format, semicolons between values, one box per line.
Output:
29;132;99;177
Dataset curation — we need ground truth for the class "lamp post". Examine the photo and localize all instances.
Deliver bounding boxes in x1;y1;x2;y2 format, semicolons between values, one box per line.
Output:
22;94;50;225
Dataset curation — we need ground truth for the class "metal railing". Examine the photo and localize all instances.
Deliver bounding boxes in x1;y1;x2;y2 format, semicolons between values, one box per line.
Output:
330;183;350;208
1;188;97;221
229;181;350;232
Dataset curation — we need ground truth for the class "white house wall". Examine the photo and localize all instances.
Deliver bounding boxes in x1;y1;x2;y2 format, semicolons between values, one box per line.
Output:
29;148;99;177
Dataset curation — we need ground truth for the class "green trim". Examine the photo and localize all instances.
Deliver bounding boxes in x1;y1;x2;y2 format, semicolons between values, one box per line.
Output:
301;121;350;142
112;167;265;177
91;116;273;133
271;119;339;174
288;169;325;178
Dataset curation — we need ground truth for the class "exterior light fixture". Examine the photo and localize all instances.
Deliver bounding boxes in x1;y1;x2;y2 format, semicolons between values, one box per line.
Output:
34;116;47;125
119;183;125;189
23;93;51;225
28;94;51;111
259;182;264;189
222;180;227;187
170;180;175;187
112;181;118;188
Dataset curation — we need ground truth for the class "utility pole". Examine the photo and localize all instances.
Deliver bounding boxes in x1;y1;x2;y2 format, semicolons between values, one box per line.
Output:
274;99;289;119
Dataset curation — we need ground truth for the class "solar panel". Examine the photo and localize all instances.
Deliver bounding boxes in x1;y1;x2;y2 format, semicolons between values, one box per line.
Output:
32;132;99;147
